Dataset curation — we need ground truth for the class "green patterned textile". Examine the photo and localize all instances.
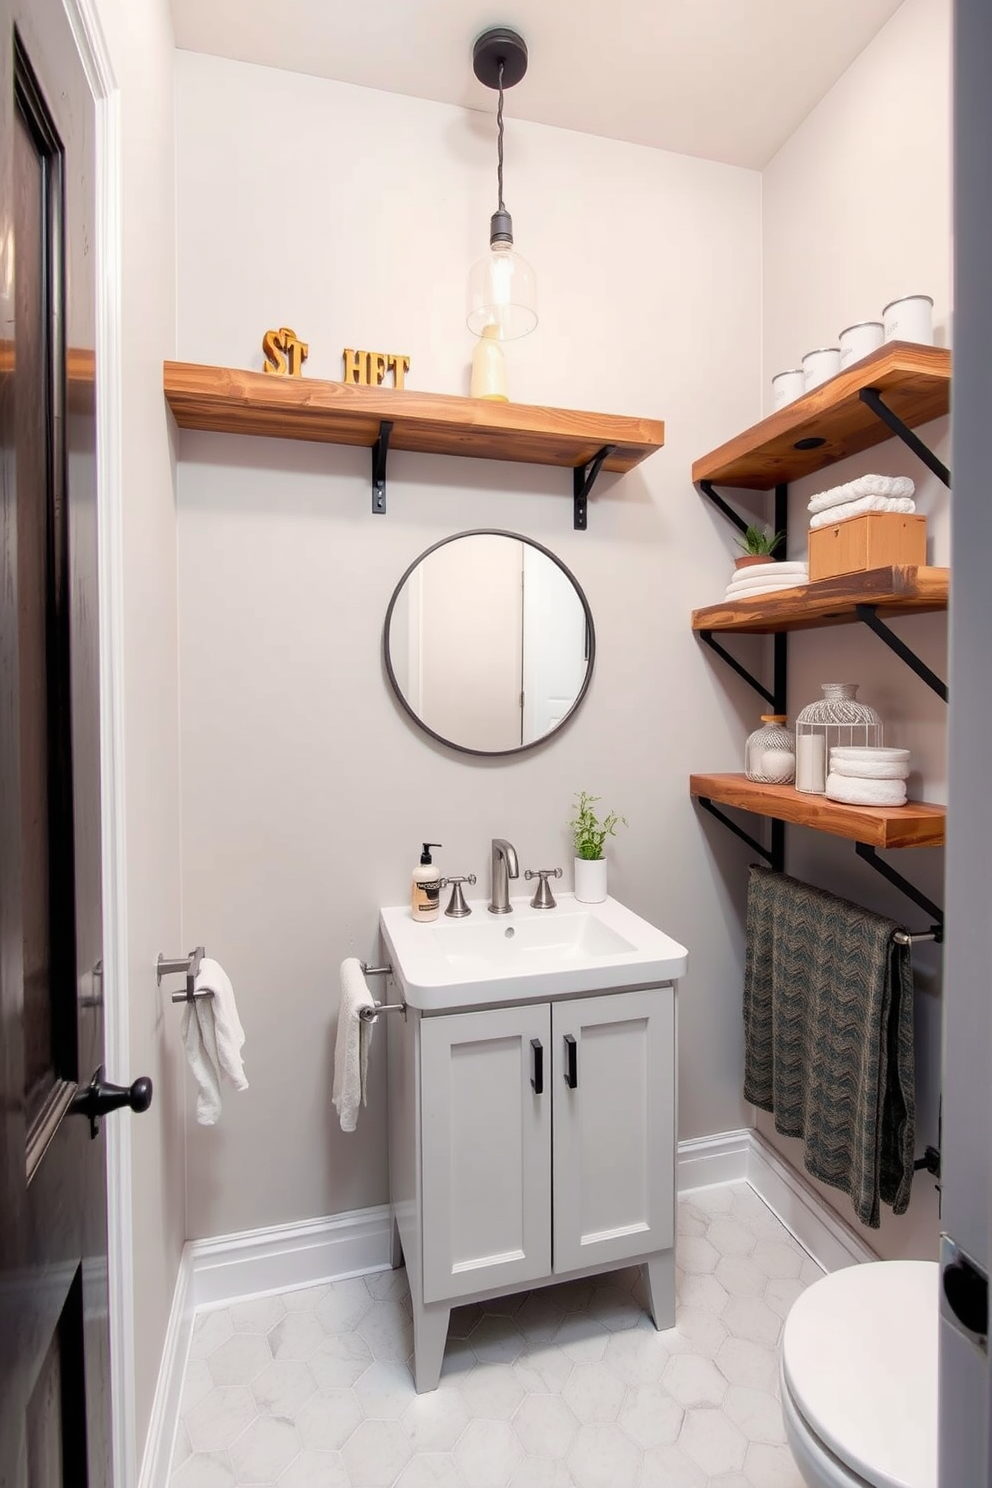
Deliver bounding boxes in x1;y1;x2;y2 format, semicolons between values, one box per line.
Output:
743;865;916;1229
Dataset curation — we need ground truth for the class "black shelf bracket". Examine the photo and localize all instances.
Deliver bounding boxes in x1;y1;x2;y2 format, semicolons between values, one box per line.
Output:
855;842;944;933
372;420;393;514
699;632;776;708
573;445;616;530
858;388;951;487
855;604;948;701
697;797;785;872
698;479;751;537
914;1145;942;1177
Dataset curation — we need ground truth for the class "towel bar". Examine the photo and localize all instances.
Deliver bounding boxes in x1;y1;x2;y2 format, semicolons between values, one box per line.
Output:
358;1001;405;1024
157;946;211;1004
361;963;392;976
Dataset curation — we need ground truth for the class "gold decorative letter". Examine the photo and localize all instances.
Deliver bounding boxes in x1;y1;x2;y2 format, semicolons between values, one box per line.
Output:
371;353;388;386
262;328;288;375
285;330;309;377
343;348;368;384
263;327;308;376
387;354;410;390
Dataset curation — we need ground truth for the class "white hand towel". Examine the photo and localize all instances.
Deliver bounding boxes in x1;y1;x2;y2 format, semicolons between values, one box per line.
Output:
829;756;910;780
181;957;248;1127
728;561;809;582
808;474;915;514
825;774;908;806
724;580;808;600
809;495;916;530
728;569;808;594
332;958;376;1133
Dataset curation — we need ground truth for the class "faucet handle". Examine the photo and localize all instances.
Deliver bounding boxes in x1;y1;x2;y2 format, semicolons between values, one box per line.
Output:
443;875;477;918
524;868;562;910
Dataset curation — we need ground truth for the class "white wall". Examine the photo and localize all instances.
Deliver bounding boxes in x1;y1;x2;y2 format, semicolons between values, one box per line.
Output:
174;51;763;1240
91;0;184;1456
761;0;951;1259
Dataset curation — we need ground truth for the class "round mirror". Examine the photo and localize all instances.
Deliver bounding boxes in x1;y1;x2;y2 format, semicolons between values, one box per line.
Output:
384;530;595;756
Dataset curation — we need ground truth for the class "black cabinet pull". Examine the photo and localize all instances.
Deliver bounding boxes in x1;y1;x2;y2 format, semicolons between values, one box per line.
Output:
530;1039;544;1095
564;1033;578;1089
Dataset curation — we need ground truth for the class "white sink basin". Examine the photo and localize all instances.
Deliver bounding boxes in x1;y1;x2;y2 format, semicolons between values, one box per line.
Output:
379;893;688;1010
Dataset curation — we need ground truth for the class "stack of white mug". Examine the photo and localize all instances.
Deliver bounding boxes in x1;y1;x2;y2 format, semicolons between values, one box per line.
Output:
771;294;934;411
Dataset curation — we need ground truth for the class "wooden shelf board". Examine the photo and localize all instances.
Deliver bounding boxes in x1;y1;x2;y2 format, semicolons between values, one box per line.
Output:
692;565;949;634
164;362;665;475
690;773;945;849
692;342;950;490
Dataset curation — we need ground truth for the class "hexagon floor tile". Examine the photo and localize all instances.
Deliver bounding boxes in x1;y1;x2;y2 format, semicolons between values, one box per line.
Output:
170;1183;816;1488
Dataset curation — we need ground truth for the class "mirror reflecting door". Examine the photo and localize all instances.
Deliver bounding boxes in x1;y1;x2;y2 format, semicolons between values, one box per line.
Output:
383;531;595;755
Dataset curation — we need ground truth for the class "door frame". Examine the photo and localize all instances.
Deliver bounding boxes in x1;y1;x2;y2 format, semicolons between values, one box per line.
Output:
58;0;132;1481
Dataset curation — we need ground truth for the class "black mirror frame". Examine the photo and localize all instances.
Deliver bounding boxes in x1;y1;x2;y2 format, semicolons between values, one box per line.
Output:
382;528;596;757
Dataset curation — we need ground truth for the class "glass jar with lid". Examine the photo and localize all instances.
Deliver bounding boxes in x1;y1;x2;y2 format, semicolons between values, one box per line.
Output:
745;715;796;784
794;682;883;794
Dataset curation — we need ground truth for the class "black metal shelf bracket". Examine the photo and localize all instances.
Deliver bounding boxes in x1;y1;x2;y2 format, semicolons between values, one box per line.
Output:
372;420;393;514
699;632;776;708
698;479;751;537
854;842;944;935
855;604;948;701
573;445;616;530
697;797;785;871
858;388;951;488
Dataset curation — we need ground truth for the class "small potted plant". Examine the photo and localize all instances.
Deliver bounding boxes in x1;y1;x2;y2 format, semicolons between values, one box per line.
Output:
569;791;627;903
734;523;785;570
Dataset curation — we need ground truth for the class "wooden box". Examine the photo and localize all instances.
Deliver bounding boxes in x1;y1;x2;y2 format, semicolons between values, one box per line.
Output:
808;512;927;581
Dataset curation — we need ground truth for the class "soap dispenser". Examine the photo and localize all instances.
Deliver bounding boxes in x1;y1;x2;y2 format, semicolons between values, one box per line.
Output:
412;843;443;923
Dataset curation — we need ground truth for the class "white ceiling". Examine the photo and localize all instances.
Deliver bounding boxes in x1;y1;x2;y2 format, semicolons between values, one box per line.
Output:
170;0;904;170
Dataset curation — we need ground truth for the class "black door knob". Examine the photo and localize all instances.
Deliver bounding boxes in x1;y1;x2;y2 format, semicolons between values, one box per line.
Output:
73;1066;154;1138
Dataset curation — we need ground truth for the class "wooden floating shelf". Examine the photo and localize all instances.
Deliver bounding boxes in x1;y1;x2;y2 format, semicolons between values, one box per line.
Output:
692;342;950;490
164;362;665;475
692;565;949;634
690;773;945;850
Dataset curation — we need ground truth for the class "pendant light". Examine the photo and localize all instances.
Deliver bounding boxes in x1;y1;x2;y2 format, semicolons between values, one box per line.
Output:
467;27;537;341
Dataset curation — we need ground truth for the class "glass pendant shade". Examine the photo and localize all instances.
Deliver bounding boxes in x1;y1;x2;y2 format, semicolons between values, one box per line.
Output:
467;239;537;340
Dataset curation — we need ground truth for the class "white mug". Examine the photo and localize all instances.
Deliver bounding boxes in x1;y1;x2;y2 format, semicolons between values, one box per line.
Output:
802;347;841;392
882;295;934;346
771;369;804;410
839;321;884;369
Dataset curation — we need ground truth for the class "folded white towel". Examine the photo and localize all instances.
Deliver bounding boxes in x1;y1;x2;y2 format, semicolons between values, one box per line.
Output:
832;747;910;763
829;756;910;780
724;580;808;600
728;567;808;593
181;958;248;1127
729;561;809;581
332;958;376;1133
825;774;908;806
810;495;917;530
808;474;915;514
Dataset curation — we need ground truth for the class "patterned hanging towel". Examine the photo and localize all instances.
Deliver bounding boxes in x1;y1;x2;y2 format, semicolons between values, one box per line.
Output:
743;865;916;1229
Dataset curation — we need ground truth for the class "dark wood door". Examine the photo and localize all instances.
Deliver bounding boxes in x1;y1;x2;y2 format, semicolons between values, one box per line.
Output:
0;4;146;1484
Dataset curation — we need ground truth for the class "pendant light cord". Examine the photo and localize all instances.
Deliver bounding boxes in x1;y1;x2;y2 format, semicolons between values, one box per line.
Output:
496;59;505;211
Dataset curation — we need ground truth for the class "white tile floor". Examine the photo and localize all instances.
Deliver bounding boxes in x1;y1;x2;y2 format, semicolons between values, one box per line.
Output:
170;1184;821;1488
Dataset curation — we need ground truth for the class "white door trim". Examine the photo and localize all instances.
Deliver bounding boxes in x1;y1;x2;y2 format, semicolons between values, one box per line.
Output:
57;1;131;1482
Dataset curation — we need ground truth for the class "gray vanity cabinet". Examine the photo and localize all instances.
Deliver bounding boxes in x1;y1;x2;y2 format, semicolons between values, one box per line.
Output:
388;983;677;1392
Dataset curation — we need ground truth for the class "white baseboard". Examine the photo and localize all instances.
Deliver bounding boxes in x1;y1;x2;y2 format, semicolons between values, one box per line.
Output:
140;1138;873;1487
136;1247;193;1488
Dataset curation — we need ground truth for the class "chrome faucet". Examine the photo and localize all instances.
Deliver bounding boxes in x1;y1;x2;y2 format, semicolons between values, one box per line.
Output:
488;838;519;915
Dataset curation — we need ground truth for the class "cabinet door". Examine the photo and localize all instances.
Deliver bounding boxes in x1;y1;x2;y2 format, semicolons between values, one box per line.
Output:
421;1003;552;1303
552;988;675;1275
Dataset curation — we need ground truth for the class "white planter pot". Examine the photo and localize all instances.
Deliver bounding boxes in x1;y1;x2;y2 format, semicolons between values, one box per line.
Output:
574;857;607;904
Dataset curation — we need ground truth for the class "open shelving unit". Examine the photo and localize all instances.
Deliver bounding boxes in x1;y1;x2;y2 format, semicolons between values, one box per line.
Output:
690;342;950;927
163;361;665;527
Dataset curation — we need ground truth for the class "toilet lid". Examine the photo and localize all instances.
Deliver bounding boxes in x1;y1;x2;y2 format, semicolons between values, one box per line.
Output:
782;1260;938;1488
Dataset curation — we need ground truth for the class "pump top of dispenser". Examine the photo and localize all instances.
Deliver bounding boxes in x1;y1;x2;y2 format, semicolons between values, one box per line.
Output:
420;843;442;864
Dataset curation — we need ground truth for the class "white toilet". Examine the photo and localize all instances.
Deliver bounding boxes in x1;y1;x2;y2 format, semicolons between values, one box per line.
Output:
780;1260;938;1488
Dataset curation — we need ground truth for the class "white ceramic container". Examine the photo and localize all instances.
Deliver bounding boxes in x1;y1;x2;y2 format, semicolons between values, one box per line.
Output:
771;369;805;410
802;347;841;392
882;294;934;346
839;321;885;369
574;857;607;904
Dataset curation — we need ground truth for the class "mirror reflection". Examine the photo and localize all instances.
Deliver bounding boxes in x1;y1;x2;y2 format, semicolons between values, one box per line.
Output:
384;531;595;755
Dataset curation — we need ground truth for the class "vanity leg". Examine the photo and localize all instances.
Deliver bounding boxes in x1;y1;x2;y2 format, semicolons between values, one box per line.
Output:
390;1211;403;1270
412;1299;451;1394
642;1251;676;1331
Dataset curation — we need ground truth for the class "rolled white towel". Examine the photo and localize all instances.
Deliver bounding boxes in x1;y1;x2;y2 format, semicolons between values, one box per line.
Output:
825;774;908;806
724;581;808;600
832;746;910;764
808;474;915;514
830;756;910;780
810;495;916;530
332;958;376;1133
